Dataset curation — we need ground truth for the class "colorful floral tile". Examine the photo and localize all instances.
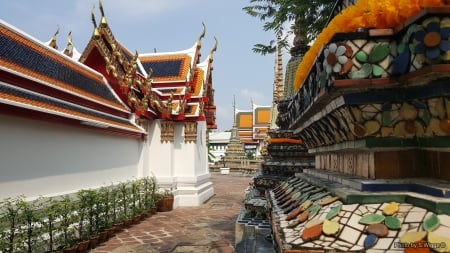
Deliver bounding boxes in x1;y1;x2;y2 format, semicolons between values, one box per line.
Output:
385;215;402;230
427;232;450;252
323;219;340;236
383;202;399;216
305;219;324;229
423;213;440;232
399;231;427;243
359;213;386;225
308;205;322;220
325;204;342;220
319;196;339;206
364;234;378;249
301;224;322;241
366;223;389;237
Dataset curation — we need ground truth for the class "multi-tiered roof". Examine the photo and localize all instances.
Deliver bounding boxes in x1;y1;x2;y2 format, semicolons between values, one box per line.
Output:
0;1;217;140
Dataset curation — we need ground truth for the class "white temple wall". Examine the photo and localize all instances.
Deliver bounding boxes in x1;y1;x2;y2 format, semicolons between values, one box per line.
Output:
147;119;175;186
0;115;145;200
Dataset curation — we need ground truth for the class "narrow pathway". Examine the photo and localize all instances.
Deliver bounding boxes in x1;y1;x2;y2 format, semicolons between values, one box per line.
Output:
90;172;253;253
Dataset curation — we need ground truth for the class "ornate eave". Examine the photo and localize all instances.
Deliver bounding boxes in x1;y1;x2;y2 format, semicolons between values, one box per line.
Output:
0;19;145;138
78;4;165;119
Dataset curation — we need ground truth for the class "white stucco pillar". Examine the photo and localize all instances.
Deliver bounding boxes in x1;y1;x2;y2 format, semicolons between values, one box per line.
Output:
173;121;214;207
147;119;175;188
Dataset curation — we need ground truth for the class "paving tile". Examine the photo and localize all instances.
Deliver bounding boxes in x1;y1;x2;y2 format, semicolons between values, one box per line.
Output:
89;173;252;253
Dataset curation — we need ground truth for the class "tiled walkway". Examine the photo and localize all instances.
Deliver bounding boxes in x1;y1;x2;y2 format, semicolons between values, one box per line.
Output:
90;172;253;253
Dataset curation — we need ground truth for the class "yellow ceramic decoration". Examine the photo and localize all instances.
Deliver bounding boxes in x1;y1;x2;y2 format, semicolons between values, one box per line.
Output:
399;231;427;243
323;219;340;236
382;202;399;216
427;232;450;252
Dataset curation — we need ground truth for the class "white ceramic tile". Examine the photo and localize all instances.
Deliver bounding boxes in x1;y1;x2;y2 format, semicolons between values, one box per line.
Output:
348;213;366;231
373;237;394;249
433;224;450;237
341;204;359;212
405;212;425;223
292;238;303;245
438;214;450;227
339;225;361;244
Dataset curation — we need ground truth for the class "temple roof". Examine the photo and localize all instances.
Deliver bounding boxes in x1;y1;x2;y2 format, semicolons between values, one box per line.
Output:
0;20;145;137
139;43;197;83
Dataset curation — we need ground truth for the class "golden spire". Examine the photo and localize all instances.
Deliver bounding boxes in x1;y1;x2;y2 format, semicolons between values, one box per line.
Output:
49;25;59;49
63;31;74;56
99;0;107;27
208;36;218;61
91;4;100;38
196;22;206;47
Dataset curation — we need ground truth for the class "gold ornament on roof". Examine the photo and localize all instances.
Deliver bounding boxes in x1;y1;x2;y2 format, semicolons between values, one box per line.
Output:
197;22;206;47
91;5;100;39
209;36;218;61
99;0;107;27
49;25;59;49
63;31;74;56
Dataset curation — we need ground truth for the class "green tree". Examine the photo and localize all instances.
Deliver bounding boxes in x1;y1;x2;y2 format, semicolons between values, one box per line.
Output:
246;151;255;160
207;144;215;163
243;0;334;56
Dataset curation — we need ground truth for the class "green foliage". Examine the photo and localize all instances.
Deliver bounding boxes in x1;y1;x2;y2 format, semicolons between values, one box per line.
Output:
0;176;160;251
207;144;216;163
243;0;334;55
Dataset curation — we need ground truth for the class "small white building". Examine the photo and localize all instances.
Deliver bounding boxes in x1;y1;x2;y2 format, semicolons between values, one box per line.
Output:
208;131;231;164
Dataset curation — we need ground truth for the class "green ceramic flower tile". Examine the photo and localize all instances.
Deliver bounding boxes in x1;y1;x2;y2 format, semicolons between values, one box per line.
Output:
385;216;401;230
301;185;316;193
325;204;342;220
308;204;321;220
423;213;440;232
359;213;385;225
309;191;330;201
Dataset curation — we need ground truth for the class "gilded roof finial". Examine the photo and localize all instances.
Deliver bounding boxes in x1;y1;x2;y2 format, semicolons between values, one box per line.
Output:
49;25;59;49
99;0;107;27
196;22;206;47
63;31;74;56
146;68;153;85
91;4;100;38
208;36;218;61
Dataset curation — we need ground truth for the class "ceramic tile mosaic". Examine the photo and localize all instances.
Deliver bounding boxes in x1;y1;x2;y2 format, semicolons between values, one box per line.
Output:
269;176;450;252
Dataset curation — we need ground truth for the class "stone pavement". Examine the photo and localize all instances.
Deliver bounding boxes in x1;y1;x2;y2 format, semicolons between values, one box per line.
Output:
90;172;253;253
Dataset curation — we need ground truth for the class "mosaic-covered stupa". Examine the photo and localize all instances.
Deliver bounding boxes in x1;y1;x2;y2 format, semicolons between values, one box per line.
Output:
263;0;450;252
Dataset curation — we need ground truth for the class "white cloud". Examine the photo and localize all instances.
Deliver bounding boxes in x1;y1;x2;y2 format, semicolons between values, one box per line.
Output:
239;88;270;107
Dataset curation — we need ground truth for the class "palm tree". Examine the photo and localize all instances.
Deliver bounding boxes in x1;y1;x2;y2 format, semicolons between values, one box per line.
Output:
243;0;334;56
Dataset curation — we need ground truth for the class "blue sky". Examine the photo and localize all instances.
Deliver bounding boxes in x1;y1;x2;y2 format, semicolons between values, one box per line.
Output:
0;1;285;131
